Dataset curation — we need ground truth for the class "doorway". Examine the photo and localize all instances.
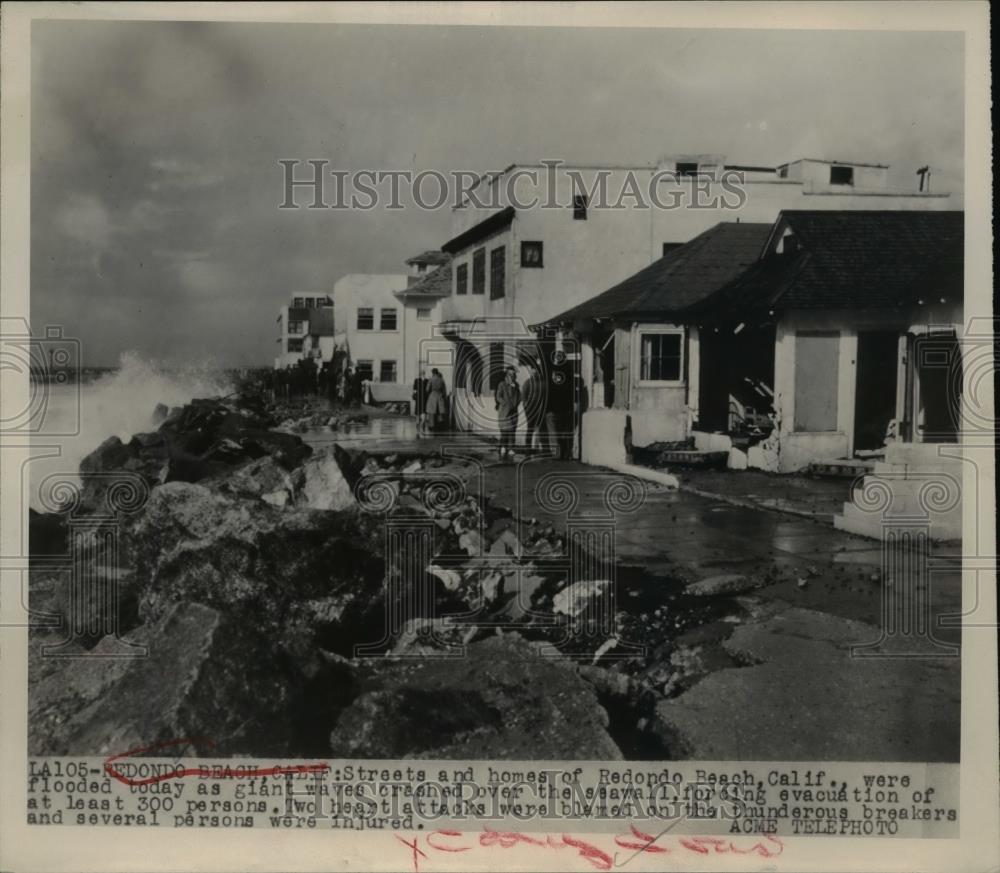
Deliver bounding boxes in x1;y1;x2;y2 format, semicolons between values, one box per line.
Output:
853;331;899;451
913;333;961;443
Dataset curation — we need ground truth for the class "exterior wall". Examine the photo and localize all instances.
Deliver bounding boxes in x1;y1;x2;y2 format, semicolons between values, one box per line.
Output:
447;164;955;325
770;303;963;472
398;298;455;406
439;225;512;325
274;305;309;368
581;409;629;467
578;321;691;455
779;159;889;191
626;322;689;445
333;273;409;386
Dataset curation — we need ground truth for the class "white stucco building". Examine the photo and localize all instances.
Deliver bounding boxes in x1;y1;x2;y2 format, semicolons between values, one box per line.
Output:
433;155;955;438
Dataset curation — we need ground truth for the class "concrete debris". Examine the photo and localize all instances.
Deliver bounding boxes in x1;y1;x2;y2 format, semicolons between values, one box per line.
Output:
684;574;757;597
553;579;612;618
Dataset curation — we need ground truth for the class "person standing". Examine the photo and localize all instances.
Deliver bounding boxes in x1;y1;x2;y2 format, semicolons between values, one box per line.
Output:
521;364;545;452
494;365;521;458
547;361;574;459
412;369;430;436
426;368;448;432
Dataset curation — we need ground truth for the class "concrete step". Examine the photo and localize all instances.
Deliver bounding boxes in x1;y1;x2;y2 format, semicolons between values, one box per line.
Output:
835;498;961;542
807;458;875;478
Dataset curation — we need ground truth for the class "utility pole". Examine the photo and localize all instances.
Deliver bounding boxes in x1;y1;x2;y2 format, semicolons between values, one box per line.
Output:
916;165;931;192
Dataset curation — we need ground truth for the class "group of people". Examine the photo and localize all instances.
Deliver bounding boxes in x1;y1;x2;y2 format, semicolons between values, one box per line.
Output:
262;357;370;406
411;361;573;457
494;361;573;460
411;368;449;435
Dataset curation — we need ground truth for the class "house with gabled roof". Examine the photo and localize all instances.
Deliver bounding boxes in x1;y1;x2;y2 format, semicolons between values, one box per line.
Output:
546;221;774;462
547;209;964;539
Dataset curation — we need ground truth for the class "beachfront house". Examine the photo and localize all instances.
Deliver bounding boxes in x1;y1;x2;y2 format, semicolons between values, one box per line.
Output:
550;209;964;540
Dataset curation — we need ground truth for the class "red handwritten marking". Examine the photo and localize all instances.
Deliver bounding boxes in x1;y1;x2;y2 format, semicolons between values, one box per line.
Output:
560;833;614;870
614;823;671;854
103;738;330;787
402;828;784;871
397;834;428;873
425;830;472;853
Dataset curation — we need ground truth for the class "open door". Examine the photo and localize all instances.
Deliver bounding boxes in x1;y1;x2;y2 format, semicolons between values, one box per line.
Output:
854;331;900;451
913;332;962;443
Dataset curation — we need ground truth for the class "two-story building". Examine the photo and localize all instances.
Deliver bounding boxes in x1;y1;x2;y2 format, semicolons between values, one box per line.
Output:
433;155;954;439
274;294;334;369
332;273;409;399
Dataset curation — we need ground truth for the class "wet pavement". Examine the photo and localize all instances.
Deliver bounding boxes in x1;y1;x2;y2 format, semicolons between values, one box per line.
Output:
295;413;962;761
299;416;961;637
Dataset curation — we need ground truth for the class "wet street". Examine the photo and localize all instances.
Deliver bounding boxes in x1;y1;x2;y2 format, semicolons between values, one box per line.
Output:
298;414;963;761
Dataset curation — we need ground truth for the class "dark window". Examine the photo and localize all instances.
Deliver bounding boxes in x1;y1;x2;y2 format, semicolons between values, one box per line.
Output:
305;297;315;308
456;262;468;295
380;307;397;330
417;263;427;273
357;308;374;330
676;162;699;178
572;194;588;220
639;333;682;381
292;297;305;308
489;246;506;300
521;241;544;267
489;342;505;391
472;249;486;295
379;360;397;383
355;360;373;382
662;242;683;257
777;166;788;179
287;338;303;353
416;307;432;320
830;165;854;186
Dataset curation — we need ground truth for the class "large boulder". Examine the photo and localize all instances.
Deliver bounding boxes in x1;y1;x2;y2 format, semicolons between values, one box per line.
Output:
30;602;299;756
329;634;623;760
217;455;304;506
76;398;311;512
297;448;356;511
127;482;387;656
28;566;142;650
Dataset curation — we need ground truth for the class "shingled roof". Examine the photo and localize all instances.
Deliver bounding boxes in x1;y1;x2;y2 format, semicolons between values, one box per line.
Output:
546;222;772;324
695;210;964;319
395;261;453;299
405;250;451;267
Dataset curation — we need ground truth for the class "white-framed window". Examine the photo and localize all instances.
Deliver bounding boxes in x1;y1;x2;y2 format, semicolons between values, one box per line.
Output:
636;328;684;384
380;308;398;330
416;307;432;320
379;360;398;383
357;308;374;330
287;320;306;335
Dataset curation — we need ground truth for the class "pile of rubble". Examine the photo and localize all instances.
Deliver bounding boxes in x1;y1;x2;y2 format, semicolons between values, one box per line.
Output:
29;394;781;760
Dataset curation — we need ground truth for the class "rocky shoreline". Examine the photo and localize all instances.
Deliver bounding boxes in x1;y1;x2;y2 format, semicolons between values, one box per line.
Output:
28;391;897;761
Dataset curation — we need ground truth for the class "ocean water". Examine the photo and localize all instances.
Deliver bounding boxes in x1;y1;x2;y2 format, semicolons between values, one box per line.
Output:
29;353;232;511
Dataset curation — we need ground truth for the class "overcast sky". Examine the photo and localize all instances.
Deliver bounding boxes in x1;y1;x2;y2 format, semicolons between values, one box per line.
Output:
31;21;964;366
